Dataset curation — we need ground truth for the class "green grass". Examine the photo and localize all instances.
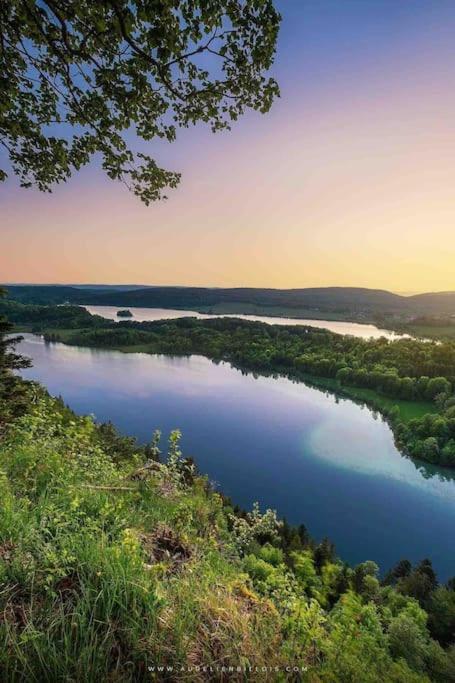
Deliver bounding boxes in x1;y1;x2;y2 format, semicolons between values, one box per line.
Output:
302;375;437;423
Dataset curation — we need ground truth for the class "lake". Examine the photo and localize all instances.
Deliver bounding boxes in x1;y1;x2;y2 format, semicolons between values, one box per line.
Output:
84;305;408;340
18;334;455;580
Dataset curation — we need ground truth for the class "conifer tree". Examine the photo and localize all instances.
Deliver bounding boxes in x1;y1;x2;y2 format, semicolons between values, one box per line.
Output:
0;288;31;427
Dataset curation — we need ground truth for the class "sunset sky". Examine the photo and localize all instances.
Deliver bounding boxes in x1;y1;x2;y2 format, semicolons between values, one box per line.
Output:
2;0;455;292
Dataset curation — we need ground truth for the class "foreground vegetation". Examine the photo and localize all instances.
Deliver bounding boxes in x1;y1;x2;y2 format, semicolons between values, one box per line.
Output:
0;386;454;681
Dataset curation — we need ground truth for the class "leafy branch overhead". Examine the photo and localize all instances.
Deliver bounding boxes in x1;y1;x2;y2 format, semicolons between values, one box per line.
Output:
0;0;281;203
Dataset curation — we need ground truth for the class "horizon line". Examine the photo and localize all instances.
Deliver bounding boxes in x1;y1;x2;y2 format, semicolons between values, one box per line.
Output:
2;282;450;297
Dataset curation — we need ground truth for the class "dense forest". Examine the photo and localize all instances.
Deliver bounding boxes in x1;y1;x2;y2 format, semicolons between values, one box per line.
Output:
6;298;455;468
0;306;455;679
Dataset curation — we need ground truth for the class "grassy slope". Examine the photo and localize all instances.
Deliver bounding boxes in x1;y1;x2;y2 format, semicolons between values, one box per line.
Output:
0;392;445;682
0;395;283;680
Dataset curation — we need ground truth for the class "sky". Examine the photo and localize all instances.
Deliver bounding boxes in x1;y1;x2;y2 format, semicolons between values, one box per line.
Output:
2;0;455;292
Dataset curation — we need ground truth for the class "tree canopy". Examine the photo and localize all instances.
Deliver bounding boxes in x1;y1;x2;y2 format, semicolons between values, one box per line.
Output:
0;0;280;202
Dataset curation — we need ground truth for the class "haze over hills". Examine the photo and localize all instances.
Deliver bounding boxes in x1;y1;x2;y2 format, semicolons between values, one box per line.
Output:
407;291;455;314
3;284;455;319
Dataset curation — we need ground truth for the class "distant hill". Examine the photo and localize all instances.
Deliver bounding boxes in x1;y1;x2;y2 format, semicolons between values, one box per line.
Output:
1;285;86;305
407;291;455;314
73;285;411;315
3;284;455;318
70;284;150;291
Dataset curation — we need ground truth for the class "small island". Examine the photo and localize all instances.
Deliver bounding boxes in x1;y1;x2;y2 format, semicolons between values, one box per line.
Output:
116;309;133;318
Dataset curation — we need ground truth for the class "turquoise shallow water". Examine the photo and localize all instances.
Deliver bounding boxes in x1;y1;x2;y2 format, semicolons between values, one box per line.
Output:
18;334;455;580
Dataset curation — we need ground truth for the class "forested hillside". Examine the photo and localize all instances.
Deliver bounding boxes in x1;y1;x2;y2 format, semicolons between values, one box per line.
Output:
1;285;408;311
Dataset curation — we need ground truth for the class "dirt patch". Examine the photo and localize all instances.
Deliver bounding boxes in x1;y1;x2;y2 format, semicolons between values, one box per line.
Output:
2;602;27;630
0;540;15;562
141;524;191;574
55;572;81;604
155;479;177;499
0;586;30;630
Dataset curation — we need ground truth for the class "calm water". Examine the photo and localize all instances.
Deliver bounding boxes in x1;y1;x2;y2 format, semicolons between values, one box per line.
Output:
18;334;455;579
84;305;408;340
